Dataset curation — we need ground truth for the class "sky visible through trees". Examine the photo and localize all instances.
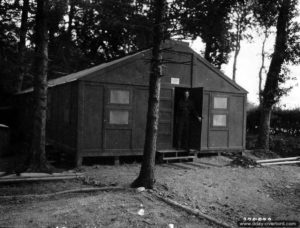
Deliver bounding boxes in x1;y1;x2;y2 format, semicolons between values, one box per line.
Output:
189;5;300;109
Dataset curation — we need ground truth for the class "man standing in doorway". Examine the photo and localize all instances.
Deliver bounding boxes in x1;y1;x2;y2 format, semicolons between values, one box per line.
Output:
176;90;202;150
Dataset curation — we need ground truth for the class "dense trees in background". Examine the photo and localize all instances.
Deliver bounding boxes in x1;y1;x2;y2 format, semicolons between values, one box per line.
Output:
0;0;153;94
0;1;23;94
247;107;300;137
247;106;300;157
16;0;29;92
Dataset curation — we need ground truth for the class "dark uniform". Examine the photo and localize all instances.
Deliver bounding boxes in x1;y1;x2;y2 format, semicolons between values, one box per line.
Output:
175;98;199;150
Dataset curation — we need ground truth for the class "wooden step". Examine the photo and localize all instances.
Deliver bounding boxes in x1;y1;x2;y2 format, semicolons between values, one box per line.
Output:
157;149;198;153
157;149;187;153
163;156;195;161
156;149;198;164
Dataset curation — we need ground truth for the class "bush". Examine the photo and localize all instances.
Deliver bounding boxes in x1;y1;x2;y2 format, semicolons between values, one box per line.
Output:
247;107;300;137
247;107;300;157
269;135;300;157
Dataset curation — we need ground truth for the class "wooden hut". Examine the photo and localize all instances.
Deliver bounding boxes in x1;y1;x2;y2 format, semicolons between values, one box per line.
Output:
19;40;247;166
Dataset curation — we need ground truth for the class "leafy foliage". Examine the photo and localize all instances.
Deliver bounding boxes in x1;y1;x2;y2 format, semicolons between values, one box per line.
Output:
171;0;236;68
256;0;300;106
252;0;280;30
0;0;153;93
0;1;21;93
247;107;300;136
230;0;256;81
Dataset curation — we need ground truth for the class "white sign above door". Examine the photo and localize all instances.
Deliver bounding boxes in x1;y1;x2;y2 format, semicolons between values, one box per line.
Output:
171;77;180;85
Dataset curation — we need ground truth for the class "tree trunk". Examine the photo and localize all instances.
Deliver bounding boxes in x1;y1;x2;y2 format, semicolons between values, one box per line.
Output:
204;38;213;63
131;0;165;189
232;42;240;82
257;106;271;149
27;0;50;172
257;0;290;150
258;30;268;105
16;0;29;92
232;11;242;82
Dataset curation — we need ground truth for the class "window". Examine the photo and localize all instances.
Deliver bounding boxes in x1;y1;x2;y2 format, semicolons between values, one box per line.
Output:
211;95;228;128
110;90;130;104
213;114;227;127
213;97;228;109
109;110;129;124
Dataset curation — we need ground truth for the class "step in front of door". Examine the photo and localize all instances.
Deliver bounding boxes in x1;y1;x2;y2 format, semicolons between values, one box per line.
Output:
156;149;198;163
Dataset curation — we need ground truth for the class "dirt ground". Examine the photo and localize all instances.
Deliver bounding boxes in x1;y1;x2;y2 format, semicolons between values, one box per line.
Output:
79;156;300;227
0;190;216;228
0;154;299;228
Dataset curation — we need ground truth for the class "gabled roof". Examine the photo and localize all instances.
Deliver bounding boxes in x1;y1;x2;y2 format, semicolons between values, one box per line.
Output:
163;40;248;93
18;50;147;94
193;51;248;93
18;40;247;94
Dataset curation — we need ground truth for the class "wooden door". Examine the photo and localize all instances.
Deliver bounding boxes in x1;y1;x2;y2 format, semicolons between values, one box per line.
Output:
189;87;203;150
173;87;188;148
173;87;203;150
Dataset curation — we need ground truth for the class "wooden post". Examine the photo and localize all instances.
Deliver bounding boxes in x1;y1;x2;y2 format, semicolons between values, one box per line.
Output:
76;156;83;167
114;156;120;165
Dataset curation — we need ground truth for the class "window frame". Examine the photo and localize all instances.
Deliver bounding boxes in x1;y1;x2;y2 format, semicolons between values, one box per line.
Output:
105;87;132;128
108;109;130;125
210;94;229;129
211;113;228;128
108;88;131;105
212;96;228;110
105;107;132;129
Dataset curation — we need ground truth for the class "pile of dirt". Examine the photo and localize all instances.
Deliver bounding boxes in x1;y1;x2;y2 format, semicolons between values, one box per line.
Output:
229;155;260;168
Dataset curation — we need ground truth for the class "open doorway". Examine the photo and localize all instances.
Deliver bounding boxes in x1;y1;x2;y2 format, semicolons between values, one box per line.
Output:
173;87;203;150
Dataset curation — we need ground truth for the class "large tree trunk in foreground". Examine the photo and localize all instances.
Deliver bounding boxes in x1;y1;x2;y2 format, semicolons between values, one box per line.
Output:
257;0;290;150
131;0;165;189
16;0;29;92
27;0;50;172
